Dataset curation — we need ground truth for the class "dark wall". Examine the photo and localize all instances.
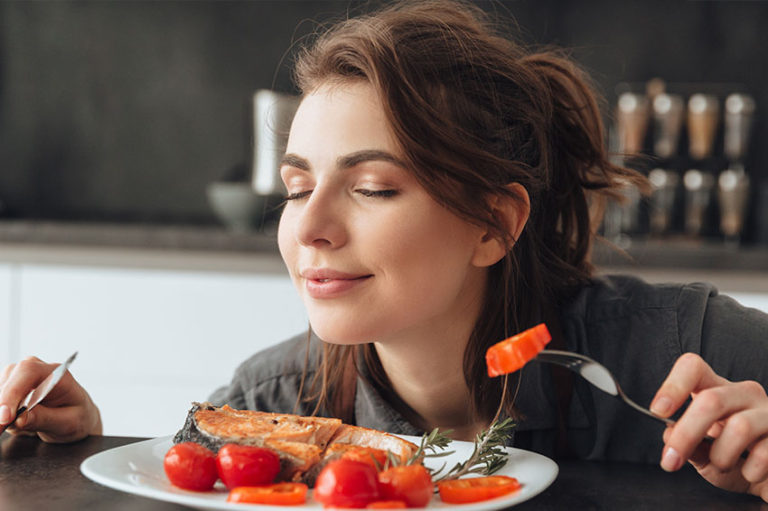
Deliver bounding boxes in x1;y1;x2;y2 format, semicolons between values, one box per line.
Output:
1;0;767;236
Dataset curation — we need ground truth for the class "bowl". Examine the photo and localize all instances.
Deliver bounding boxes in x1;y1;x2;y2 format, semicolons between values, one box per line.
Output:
206;182;282;232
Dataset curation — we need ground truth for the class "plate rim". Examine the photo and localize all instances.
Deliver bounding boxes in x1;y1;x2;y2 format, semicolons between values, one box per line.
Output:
81;434;558;510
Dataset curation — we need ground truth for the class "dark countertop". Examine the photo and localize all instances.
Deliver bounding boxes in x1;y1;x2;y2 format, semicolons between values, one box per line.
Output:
1;433;763;510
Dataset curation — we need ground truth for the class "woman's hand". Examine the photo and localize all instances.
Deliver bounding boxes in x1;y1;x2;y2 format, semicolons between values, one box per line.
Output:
650;352;768;501
0;356;102;443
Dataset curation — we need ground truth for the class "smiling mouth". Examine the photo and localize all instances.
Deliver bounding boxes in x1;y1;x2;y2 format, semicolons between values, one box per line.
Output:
303;274;373;298
313;275;371;283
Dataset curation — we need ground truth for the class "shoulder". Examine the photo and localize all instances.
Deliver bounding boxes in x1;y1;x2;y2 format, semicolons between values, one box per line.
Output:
563;273;717;319
562;273;768;379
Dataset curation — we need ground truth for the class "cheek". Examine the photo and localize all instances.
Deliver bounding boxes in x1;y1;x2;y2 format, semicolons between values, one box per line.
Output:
376;214;478;292
277;211;297;274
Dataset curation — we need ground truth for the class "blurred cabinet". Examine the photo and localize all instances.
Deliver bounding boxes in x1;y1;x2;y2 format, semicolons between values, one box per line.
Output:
0;264;13;364
4;263;306;437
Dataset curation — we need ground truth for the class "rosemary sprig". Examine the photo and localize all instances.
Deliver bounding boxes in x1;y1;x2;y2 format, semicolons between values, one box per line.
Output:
431;417;516;482
386;418;516;480
408;427;455;465
381;427;455;472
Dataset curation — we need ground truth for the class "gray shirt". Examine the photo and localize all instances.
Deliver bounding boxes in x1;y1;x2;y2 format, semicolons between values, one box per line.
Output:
208;274;768;462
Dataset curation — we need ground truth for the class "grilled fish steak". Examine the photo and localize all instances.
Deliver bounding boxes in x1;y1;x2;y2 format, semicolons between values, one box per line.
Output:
174;402;419;484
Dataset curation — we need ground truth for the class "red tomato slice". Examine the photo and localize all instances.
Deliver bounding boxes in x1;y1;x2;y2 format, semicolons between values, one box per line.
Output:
366;500;407;508
378;464;434;508
314;459;381;508
486;323;551;377
227;483;308;505
163;442;218;491
341;446;390;471
216;444;281;490
437;476;521;504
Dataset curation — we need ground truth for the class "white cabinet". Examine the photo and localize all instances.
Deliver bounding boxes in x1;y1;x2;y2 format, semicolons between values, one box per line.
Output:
0;264;14;364
14;264;306;437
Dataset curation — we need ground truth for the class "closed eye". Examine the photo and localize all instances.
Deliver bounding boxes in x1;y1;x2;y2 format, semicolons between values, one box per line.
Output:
355;189;398;198
285;190;312;201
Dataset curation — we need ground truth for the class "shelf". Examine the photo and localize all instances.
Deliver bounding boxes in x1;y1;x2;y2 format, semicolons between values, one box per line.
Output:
0;220;278;253
592;238;768;272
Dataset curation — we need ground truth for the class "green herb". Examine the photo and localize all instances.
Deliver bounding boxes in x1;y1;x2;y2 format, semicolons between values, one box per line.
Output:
431;417;516;482
388;418;516;480
381;428;455;471
408;427;455;464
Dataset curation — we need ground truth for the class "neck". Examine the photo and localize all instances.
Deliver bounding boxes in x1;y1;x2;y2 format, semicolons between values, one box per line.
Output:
372;288;487;441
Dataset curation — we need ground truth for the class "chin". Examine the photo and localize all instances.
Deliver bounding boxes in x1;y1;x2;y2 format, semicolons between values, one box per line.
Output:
309;320;381;346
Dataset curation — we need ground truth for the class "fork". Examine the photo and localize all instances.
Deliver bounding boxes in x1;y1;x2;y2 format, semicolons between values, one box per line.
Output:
535;349;673;425
534;350;749;457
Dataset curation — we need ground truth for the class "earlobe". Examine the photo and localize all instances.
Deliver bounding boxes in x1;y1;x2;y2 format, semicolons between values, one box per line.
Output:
471;183;531;267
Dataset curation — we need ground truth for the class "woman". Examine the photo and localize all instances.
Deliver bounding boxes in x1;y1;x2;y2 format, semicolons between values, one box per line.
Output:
2;0;768;501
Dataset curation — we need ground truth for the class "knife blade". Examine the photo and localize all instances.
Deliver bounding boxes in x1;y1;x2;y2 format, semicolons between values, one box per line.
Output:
12;351;78;424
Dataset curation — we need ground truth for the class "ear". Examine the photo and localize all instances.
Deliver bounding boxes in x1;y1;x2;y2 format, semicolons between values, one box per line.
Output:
471;183;531;267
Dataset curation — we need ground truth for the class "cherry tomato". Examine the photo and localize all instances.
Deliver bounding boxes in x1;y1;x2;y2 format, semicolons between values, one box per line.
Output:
227;483;308;505
437;476;521;503
163;442;218;491
366;500;407;508
486;323;551;377
216;444;281;490
378;464;434;507
314;459;381;508
341;446;390;471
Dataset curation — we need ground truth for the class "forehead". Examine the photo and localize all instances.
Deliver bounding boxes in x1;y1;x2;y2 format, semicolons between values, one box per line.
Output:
287;82;400;157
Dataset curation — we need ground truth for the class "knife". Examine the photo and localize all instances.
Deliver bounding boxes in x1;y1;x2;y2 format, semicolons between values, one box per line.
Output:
10;351;78;425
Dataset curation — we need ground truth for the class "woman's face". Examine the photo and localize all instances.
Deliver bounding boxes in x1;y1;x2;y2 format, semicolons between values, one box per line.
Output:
278;82;490;345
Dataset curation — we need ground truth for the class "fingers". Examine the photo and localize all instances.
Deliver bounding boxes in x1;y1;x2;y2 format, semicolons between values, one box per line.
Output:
7;404;94;443
0;362;15;386
742;437;768;484
650;352;728;418
0;356;55;429
664;380;768;470
654;354;768;502
710;406;768;469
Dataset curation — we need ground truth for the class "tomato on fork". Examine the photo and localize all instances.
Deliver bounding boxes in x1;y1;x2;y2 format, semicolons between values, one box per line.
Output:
485;323;551;377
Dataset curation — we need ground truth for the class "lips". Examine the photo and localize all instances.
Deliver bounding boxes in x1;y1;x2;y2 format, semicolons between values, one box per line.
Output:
300;268;373;299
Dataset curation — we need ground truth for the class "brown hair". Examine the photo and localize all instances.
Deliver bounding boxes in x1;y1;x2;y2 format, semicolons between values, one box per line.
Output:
291;0;647;424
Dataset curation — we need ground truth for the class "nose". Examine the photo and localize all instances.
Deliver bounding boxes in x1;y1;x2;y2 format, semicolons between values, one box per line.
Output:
293;187;348;249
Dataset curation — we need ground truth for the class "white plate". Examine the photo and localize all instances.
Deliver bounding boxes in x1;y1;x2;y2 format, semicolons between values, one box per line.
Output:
81;435;557;510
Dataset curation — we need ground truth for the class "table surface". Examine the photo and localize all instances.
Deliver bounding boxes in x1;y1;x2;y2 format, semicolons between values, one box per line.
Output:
0;433;765;510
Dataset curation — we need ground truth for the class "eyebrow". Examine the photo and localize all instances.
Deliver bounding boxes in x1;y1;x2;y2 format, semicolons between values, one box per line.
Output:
280;150;408;172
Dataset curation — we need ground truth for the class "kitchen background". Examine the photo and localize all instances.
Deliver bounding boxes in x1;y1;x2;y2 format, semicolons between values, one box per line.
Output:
1;0;767;437
0;0;767;238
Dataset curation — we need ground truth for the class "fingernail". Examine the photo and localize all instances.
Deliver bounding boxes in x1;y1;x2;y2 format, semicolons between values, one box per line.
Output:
0;405;10;425
661;446;682;472
651;396;672;416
